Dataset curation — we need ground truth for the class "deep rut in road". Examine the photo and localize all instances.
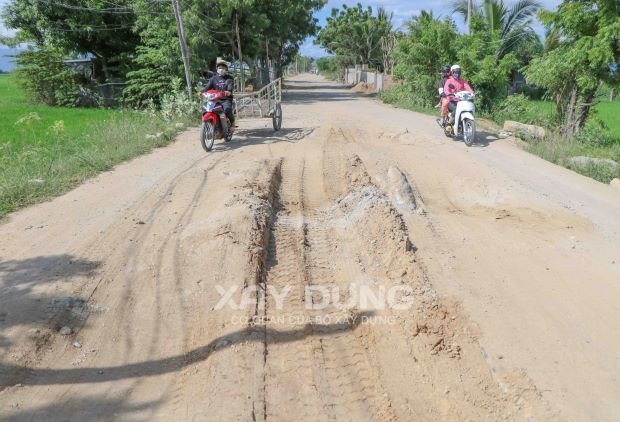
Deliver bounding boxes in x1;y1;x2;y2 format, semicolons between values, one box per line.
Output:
261;153;395;421
252;137;552;421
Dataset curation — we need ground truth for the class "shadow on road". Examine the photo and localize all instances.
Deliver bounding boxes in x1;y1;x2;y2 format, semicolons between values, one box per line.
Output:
210;127;316;153
284;81;350;90
4;395;161;422
0;256;100;287
284;90;357;105
474;130;502;147
0;255;102;350
0;311;375;387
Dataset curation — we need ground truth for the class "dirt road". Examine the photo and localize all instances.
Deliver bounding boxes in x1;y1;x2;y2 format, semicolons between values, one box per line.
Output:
1;74;619;421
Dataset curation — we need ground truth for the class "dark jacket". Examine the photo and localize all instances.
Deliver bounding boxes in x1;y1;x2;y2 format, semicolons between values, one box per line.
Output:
438;76;449;97
202;74;234;99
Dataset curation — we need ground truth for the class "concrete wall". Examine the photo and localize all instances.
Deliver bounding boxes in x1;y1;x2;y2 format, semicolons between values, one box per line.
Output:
344;67;385;92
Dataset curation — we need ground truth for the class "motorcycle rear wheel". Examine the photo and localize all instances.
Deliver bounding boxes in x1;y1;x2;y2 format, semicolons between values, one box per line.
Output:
225;124;233;142
200;121;216;152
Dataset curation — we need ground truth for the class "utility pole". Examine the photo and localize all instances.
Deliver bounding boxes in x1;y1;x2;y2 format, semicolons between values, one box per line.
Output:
466;0;472;35
234;12;245;92
171;0;192;98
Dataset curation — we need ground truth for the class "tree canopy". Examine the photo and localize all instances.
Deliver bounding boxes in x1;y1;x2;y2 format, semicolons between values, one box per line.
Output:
525;0;619;135
1;0;326;105
316;3;393;69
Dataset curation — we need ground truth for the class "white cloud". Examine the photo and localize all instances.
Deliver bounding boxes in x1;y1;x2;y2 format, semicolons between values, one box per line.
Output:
299;38;331;58
0;0;17;38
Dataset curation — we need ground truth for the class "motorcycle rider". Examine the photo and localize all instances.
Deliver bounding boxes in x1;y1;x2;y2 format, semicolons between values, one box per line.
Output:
438;65;451;117
442;64;475;124
201;60;235;127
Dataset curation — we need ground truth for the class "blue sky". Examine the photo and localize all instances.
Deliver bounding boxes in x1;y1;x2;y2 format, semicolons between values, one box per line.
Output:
299;0;564;57
0;0;563;56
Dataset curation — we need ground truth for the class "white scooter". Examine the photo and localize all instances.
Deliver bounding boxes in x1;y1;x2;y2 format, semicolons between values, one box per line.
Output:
438;90;476;146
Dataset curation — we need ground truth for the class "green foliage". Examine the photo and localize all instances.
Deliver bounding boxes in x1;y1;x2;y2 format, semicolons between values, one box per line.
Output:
158;91;201;122
378;85;437;115
316;57;342;78
187;0;325;79
2;0;139;80
451;0;543;61
13;49;82;107
574;117;618;147
391;12;457;108
454;16;519;110
4;0;327;106
260;0;326;75
316;3;392;68
390;13;518;110
493;94;555;127
123;0;185;107
525;0;619;135
514;84;545;100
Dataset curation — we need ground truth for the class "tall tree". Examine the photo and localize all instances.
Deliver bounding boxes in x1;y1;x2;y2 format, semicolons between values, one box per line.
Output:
123;0;186;106
451;0;542;59
391;12;458;107
525;0;619;135
316;3;393;69
260;0;326;78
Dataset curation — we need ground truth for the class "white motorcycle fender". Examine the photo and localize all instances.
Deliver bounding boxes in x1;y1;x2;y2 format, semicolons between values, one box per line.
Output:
460;111;474;121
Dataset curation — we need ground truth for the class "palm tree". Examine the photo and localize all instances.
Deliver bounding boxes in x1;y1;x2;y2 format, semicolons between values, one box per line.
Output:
543;26;562;53
451;0;542;58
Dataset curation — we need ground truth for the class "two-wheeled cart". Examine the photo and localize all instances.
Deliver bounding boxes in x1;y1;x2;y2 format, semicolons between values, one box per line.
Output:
233;78;283;131
199;78;283;152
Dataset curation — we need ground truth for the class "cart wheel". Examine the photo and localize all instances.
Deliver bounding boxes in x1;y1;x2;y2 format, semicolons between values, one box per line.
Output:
272;103;282;131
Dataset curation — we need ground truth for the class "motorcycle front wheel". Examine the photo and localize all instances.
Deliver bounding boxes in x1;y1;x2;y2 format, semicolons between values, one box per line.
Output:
463;119;475;147
200;121;216;152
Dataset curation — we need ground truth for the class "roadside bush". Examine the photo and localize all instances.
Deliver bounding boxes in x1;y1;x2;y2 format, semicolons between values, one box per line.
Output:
454;18;519;112
316;57;342;79
159;91;200;121
378;85;434;114
575;118;619;148
14;49;82;107
123;46;184;107
515;84;546;100
391;14;457;108
493;94;556;128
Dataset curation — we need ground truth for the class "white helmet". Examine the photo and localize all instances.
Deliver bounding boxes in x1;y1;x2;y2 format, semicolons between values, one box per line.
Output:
450;64;461;72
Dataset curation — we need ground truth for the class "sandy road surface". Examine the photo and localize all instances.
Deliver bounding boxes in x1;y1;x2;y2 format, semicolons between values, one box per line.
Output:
1;74;619;421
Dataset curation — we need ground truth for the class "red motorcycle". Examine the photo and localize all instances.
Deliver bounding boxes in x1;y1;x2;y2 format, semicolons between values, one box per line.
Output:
199;90;233;152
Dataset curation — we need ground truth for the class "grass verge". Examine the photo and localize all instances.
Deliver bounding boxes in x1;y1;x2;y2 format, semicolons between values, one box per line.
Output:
524;136;620;183
0;74;194;219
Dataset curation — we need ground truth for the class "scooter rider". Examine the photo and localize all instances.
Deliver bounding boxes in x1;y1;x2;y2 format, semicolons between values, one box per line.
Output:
201;61;235;127
438;65;451;118
443;65;475;123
